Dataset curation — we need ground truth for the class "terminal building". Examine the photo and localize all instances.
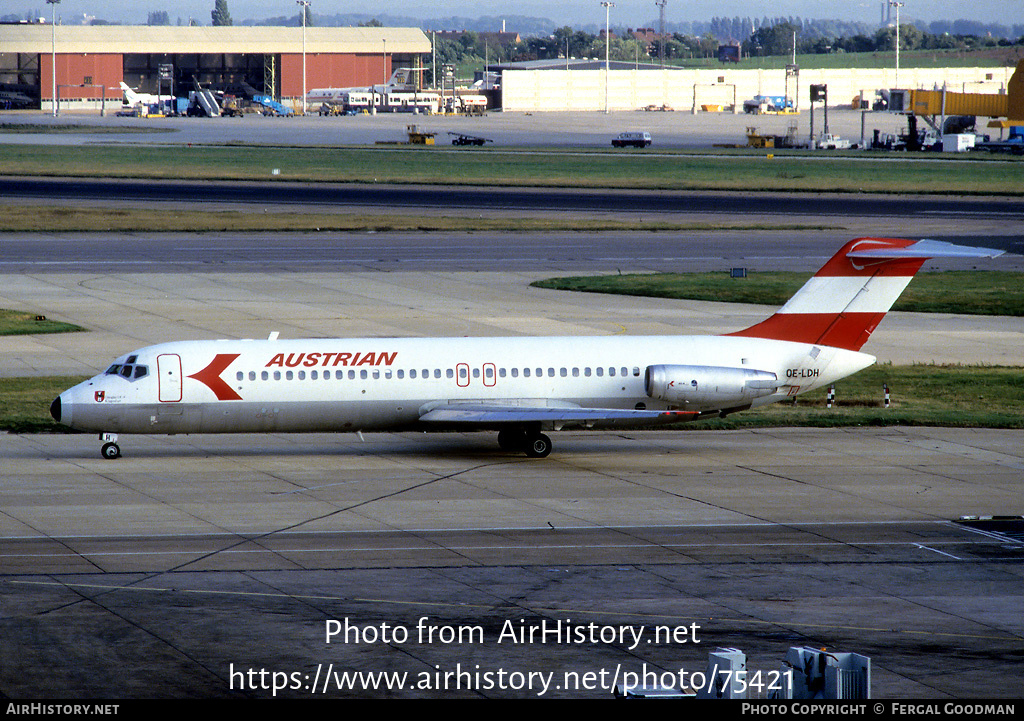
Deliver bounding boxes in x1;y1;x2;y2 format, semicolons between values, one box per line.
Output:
0;24;431;109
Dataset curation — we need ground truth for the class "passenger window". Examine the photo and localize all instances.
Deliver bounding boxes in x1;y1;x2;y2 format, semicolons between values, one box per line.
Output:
523;368;530;377
621;367;628;377
447;369;454;379
473;368;480;378
348;370;356;379
633;367;640;376
286;371;294;380
584;368;591;377
559;368;567;377
511;368;518;378
274;371;281;380
548;368;555;377
298;371;306;380
609;367;616;376
597;367;603;377
249;371;256;381
311;371;318;380
411;369;418;379
336;370;344;379
236;372;244;381
498;368;505;378
262;371;269;381
360;370;367;379
434;369;441;378
398;370;405;379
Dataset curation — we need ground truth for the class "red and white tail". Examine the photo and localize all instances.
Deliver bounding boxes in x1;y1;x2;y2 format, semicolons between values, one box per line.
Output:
729;237;1002;351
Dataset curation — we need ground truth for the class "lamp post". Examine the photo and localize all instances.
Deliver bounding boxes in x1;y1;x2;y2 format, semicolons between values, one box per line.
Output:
601;1;614;114
889;1;903;88
296;1;309;115
46;0;60;117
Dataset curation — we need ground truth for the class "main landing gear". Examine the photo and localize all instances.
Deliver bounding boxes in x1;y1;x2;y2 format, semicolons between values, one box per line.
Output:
99;433;121;459
497;429;552;458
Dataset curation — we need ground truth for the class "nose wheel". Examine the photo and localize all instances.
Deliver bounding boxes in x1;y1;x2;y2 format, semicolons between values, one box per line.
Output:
99;433;121;459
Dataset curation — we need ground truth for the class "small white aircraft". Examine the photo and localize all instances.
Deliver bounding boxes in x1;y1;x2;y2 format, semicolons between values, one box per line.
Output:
119;82;161;107
50;238;1001;459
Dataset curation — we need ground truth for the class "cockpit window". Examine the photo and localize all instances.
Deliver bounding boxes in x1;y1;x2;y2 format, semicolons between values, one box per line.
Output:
105;362;148;382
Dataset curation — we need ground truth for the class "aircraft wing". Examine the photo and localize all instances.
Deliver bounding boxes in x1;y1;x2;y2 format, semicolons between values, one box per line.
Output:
418;400;697;427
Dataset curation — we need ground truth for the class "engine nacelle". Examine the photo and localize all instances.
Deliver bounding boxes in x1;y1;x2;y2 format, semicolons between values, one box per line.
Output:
645;364;780;409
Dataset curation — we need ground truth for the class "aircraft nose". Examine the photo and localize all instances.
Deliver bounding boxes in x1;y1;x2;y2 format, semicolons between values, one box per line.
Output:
50;393;72;426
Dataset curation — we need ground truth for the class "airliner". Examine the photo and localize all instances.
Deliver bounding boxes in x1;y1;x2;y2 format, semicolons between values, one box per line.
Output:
49;238;1000;459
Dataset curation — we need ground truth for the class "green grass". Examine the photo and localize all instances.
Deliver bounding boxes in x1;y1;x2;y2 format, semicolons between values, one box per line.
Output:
2;144;1022;195
532;270;1024;317
0;204;835;233
0;123;173;134
0;309;85;336
4;365;1020;433
0;376;86;433
684;364;1024;430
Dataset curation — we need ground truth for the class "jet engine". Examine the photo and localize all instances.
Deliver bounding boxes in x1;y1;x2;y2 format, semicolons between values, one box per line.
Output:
645;364;780;409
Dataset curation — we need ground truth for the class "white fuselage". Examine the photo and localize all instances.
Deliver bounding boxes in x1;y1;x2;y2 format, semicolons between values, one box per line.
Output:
55;334;874;436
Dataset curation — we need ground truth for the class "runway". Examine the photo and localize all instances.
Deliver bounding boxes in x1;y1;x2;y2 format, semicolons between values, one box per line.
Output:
1;156;1023;697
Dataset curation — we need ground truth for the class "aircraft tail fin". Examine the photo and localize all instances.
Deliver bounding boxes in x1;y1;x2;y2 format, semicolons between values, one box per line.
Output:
727;237;1002;351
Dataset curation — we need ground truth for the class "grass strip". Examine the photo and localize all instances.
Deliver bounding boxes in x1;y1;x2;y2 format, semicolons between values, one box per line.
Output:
0;123;173;134
532;270;1024;317
0;376;87;433
0;204;834;233
684;364;1024;430
0;309;85;336
3;144;1022;195
3;365;1020;434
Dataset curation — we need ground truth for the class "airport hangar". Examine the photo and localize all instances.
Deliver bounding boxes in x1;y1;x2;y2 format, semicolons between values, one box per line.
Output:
0;24;431;109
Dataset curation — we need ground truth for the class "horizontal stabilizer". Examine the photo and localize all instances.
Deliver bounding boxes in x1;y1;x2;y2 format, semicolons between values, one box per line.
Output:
847;239;1004;260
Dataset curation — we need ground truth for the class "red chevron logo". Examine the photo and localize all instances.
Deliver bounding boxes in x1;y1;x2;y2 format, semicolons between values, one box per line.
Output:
187;353;242;401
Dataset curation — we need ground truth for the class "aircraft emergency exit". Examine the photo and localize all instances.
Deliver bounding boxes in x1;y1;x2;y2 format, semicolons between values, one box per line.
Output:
50;238;1001;459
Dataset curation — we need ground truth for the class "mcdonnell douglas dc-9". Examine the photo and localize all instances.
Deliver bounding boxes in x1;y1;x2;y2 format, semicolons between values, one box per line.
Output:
50;238;1000;459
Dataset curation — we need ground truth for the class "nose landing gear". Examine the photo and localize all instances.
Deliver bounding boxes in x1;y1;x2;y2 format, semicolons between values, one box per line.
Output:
99;433;121;459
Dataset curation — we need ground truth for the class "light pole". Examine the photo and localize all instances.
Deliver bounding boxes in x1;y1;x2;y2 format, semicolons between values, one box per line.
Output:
601;1;614;114
889;1;903;88
297;1;309;115
46;0;60;117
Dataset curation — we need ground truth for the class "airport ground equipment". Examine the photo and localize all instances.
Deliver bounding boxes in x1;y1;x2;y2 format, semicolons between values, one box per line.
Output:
448;132;492;146
774;647;871;700
251;94;295;116
743;94;795;115
613;646;870;699
188;79;221;117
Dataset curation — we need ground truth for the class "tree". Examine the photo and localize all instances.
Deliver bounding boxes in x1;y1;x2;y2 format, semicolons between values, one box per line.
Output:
211;0;232;27
147;11;170;26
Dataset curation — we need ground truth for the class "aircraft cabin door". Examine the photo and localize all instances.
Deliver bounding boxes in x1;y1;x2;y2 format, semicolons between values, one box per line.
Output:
157;354;182;402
